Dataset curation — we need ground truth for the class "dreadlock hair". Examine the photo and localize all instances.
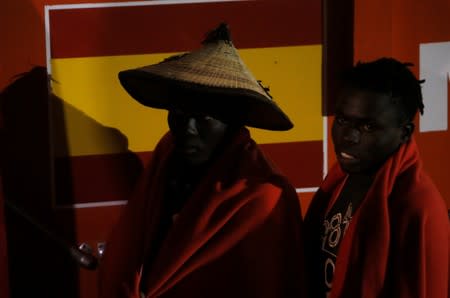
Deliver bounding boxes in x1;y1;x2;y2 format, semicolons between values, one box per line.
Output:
340;57;425;123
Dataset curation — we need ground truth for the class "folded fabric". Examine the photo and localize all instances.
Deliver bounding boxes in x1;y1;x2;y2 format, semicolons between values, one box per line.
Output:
305;138;449;298
99;128;305;298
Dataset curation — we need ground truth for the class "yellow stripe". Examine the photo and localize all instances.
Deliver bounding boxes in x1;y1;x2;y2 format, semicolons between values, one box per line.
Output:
50;45;322;156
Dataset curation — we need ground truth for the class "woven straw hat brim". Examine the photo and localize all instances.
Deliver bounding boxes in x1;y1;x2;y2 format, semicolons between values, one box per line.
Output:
119;69;294;131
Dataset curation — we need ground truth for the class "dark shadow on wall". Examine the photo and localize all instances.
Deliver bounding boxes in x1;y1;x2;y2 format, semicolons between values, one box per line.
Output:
50;84;143;206
0;67;72;298
0;66;143;298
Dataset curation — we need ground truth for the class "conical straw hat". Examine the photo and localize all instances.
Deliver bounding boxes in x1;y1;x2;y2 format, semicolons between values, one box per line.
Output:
119;23;293;131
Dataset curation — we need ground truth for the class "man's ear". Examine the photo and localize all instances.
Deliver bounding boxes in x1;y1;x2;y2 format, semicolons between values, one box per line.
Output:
401;122;415;143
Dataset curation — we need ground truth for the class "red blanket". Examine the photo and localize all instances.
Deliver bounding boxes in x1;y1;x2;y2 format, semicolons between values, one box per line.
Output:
305;138;449;298
99;128;305;298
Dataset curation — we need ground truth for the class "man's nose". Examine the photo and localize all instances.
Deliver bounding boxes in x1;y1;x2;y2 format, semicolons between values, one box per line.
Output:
343;127;361;144
185;117;199;135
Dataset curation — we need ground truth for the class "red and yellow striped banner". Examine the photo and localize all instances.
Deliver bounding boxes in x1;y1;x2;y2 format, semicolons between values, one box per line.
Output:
48;0;324;204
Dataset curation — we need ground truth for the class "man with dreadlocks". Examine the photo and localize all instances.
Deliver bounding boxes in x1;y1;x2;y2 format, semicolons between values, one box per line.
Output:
98;23;305;298
304;57;449;298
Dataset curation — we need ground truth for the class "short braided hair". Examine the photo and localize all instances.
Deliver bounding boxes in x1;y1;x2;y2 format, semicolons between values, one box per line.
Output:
341;57;425;123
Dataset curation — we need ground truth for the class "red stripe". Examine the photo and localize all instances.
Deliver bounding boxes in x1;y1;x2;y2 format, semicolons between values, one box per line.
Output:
297;192;315;217
49;0;321;59
54;151;151;205
260;141;322;188
54;141;322;204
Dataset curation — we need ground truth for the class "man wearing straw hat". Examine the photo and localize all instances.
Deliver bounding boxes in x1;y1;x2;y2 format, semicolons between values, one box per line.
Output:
98;23;305;298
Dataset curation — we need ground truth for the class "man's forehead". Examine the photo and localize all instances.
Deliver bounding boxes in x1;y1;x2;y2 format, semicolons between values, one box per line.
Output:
336;90;400;120
339;88;393;106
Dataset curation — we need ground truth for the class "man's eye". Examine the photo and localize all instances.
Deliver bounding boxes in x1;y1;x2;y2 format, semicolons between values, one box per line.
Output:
171;109;186;117
336;116;348;125
361;123;375;132
194;115;215;126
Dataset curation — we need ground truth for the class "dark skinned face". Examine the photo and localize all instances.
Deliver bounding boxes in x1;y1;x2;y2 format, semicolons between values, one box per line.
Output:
332;89;412;175
167;109;228;167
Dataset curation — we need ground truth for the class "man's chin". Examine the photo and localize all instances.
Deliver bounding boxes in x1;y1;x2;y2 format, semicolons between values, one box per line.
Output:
338;162;379;176
181;154;209;167
338;162;362;174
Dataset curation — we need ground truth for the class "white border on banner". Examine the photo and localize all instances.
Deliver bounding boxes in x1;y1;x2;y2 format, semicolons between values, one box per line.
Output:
46;0;246;11
56;200;128;209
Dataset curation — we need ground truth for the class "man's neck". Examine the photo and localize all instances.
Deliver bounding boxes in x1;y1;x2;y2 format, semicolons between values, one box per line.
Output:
340;173;376;212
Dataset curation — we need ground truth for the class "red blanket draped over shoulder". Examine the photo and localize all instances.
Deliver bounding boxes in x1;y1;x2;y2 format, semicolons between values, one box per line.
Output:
305;138;449;298
99;128;305;298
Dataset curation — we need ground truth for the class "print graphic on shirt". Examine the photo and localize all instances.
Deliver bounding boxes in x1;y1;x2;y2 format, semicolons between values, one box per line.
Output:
321;202;352;293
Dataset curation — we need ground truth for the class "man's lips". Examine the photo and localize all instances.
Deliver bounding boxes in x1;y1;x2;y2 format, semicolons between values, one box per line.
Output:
340;151;356;160
183;146;200;154
177;142;202;155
